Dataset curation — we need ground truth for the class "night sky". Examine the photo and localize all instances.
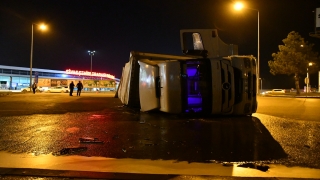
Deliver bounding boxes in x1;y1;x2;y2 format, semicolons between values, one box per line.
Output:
1;0;320;89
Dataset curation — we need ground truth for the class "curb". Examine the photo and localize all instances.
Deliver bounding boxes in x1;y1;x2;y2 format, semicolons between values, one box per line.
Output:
0;167;312;180
260;94;320;98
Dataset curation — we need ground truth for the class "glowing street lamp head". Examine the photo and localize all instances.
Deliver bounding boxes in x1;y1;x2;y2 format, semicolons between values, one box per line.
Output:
88;50;95;55
39;24;47;30
234;2;244;10
309;62;313;66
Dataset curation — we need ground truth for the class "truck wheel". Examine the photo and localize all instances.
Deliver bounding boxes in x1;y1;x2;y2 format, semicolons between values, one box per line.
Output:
22;89;27;93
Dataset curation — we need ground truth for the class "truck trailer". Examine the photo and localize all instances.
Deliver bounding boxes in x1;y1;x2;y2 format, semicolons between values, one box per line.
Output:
117;29;257;115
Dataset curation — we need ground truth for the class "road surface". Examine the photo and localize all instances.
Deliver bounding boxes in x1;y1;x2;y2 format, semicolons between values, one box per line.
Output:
0;93;319;179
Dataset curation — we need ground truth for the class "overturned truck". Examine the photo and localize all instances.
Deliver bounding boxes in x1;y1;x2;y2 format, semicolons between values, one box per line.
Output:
117;29;257;115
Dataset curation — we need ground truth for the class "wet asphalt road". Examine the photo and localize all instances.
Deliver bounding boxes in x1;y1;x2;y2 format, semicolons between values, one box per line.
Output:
0;92;319;171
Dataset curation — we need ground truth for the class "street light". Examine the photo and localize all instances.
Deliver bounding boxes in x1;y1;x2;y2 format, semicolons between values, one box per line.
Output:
306;62;313;93
259;78;262;91
30;23;47;91
88;50;95;78
234;2;260;94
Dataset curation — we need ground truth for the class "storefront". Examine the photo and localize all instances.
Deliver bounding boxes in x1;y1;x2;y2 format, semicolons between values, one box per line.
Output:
0;65;119;91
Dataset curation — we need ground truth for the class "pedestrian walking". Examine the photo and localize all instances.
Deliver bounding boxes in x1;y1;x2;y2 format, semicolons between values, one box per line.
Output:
76;81;83;96
69;81;75;96
32;82;37;94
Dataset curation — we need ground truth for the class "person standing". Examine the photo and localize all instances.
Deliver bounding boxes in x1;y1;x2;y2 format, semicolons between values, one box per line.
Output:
32;82;37;94
76;81;83;96
69;81;75;96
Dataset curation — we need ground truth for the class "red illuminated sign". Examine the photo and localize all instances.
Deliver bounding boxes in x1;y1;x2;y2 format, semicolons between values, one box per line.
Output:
65;69;115;79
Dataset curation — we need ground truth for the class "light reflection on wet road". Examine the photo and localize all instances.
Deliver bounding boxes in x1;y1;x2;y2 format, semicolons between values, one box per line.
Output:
0;93;319;173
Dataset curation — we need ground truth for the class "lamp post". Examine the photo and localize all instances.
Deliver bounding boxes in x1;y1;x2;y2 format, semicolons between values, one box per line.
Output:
306;62;313;93
234;2;260;95
259;78;262;91
307;67;309;93
30;23;47;91
88;50;95;78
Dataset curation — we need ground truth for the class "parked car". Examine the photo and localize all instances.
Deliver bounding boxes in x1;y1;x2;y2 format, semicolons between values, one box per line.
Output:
272;89;285;93
47;86;69;93
310;88;317;92
21;86;44;93
263;89;285;95
290;88;297;92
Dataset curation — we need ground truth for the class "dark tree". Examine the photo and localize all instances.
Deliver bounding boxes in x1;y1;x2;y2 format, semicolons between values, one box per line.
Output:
268;31;318;94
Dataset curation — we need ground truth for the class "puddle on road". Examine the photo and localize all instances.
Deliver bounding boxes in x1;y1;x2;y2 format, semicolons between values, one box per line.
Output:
89;114;106;120
87;113;118;120
52;147;88;156
66;127;80;133
79;137;103;143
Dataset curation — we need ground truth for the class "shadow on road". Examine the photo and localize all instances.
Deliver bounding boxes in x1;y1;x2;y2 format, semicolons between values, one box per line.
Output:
122;112;288;163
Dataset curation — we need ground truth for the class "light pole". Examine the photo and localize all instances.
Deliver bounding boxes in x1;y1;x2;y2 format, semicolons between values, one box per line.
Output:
259;78;262;91
88;50;95;78
307;67;309;93
30;23;47;91
306;62;313;93
318;71;320;93
234;2;260;95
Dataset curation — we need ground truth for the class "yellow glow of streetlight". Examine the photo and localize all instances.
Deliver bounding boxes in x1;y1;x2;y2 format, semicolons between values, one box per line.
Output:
39;24;47;30
234;2;244;11
309;62;313;66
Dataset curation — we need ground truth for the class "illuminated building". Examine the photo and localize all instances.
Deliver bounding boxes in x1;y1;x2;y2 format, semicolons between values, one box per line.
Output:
0;65;119;91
